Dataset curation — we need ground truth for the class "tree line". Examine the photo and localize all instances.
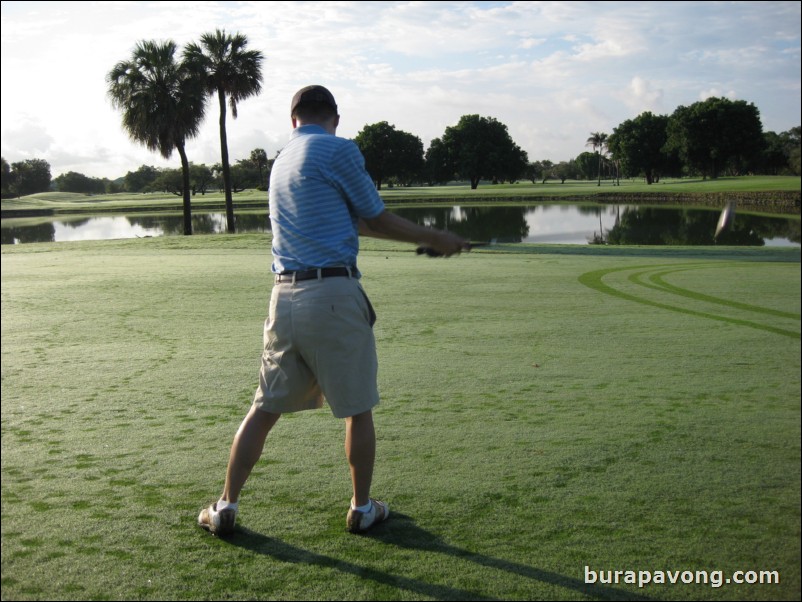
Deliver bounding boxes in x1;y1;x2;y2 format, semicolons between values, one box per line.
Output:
4;97;799;203
354;114;529;190
351;97;799;190
116;149;271;196
0;151;270;199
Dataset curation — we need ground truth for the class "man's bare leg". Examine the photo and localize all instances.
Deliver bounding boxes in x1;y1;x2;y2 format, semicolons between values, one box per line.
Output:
345;410;375;507
221;405;281;503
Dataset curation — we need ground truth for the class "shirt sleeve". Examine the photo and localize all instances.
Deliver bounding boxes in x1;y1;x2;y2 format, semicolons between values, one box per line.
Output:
328;140;385;219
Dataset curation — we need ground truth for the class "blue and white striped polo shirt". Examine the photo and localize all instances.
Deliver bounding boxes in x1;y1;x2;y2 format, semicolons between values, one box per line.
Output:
269;125;385;275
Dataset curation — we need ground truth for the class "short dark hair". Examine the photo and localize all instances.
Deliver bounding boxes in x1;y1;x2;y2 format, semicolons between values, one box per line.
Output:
292;101;338;121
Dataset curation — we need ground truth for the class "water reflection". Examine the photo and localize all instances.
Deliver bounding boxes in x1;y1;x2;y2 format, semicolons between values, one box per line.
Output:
1;212;271;245
394;206;530;243
1;205;799;246
395;205;800;246
601;206;776;246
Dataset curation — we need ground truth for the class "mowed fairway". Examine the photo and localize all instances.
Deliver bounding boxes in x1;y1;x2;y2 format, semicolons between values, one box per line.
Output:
1;235;800;601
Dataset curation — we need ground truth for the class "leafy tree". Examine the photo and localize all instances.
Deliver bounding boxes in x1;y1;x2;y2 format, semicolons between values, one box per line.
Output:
150;168;184;196
758;131;792;175
190;163;215;195
354;122;425;189
585;132;608;186
184;30;264;233
107;179;125;194
354;121;395;189
554;160;577;184
606;112;670;184
249;148;269;190
574;152;597;181
209;161;254;193
1;157;12;197
124;165;160;193
424;137;453;185
666;97;764;179
781;126;801;175
9;159;52;197
146;164;217;197
54;171;107;194
536;159;554;184
107;40;207;234
757;127;802;175
231;158;262;190
390;130;426;186
523;162;539;184
527;161;553;184
490;138;529;184
430;115;528;189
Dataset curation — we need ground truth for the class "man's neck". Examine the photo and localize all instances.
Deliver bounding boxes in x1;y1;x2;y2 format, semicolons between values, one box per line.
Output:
293;116;339;135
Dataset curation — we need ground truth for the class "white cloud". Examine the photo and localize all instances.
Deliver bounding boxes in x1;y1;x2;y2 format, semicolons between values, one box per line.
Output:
1;118;54;157
1;0;799;179
699;88;738;101
618;77;664;114
519;37;545;50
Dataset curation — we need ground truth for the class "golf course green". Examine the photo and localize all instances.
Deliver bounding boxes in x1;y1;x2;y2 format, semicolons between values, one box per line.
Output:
2;176;800;217
1;230;799;600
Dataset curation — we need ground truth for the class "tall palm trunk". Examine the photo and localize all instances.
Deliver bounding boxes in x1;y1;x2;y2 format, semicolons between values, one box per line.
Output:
217;88;235;233
177;143;193;236
184;31;263;234
597;151;602;186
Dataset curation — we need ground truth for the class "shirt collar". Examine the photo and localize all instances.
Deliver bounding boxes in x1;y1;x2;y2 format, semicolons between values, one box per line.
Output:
291;124;329;138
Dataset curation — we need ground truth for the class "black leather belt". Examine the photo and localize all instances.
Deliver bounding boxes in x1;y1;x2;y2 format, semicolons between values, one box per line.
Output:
275;267;352;284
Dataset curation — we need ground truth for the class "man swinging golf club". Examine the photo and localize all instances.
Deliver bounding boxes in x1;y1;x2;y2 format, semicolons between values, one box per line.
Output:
199;85;468;536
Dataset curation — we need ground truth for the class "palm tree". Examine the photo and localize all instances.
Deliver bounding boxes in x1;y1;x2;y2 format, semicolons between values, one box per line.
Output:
586;132;608;187
250;148;269;190
107;40;206;235
184;30;264;233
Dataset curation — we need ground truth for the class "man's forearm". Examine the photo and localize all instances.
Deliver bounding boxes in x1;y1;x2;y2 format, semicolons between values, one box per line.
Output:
359;211;439;246
359;210;468;257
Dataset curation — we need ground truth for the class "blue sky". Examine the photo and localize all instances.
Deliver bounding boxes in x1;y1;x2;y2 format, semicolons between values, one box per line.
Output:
1;1;800;180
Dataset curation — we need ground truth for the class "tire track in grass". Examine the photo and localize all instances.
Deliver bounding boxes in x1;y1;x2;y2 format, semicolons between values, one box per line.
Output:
632;265;801;321
578;263;801;339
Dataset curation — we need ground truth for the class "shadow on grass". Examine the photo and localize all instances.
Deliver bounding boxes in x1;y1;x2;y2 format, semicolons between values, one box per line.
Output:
223;512;651;601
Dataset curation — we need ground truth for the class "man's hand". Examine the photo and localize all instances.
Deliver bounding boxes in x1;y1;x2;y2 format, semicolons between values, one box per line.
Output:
359;211;469;256
419;231;471;257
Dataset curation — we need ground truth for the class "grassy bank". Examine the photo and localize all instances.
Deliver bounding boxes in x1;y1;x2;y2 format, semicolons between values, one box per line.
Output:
2;235;799;600
2;176;800;217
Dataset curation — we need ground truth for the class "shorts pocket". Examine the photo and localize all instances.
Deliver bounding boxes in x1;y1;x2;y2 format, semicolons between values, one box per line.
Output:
358;288;377;327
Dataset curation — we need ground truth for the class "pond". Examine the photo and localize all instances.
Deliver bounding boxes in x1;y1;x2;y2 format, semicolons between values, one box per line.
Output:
1;204;799;246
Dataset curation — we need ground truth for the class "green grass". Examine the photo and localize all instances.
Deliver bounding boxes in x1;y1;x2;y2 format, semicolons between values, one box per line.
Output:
0;189;269;214
1;235;800;600
379;175;802;201
2;176;800;214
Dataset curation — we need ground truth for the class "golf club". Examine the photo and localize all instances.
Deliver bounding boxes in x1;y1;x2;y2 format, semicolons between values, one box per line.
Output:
416;242;491;257
714;201;736;239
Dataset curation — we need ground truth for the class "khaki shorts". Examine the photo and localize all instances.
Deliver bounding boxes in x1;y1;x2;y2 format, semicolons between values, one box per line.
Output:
253;275;379;418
